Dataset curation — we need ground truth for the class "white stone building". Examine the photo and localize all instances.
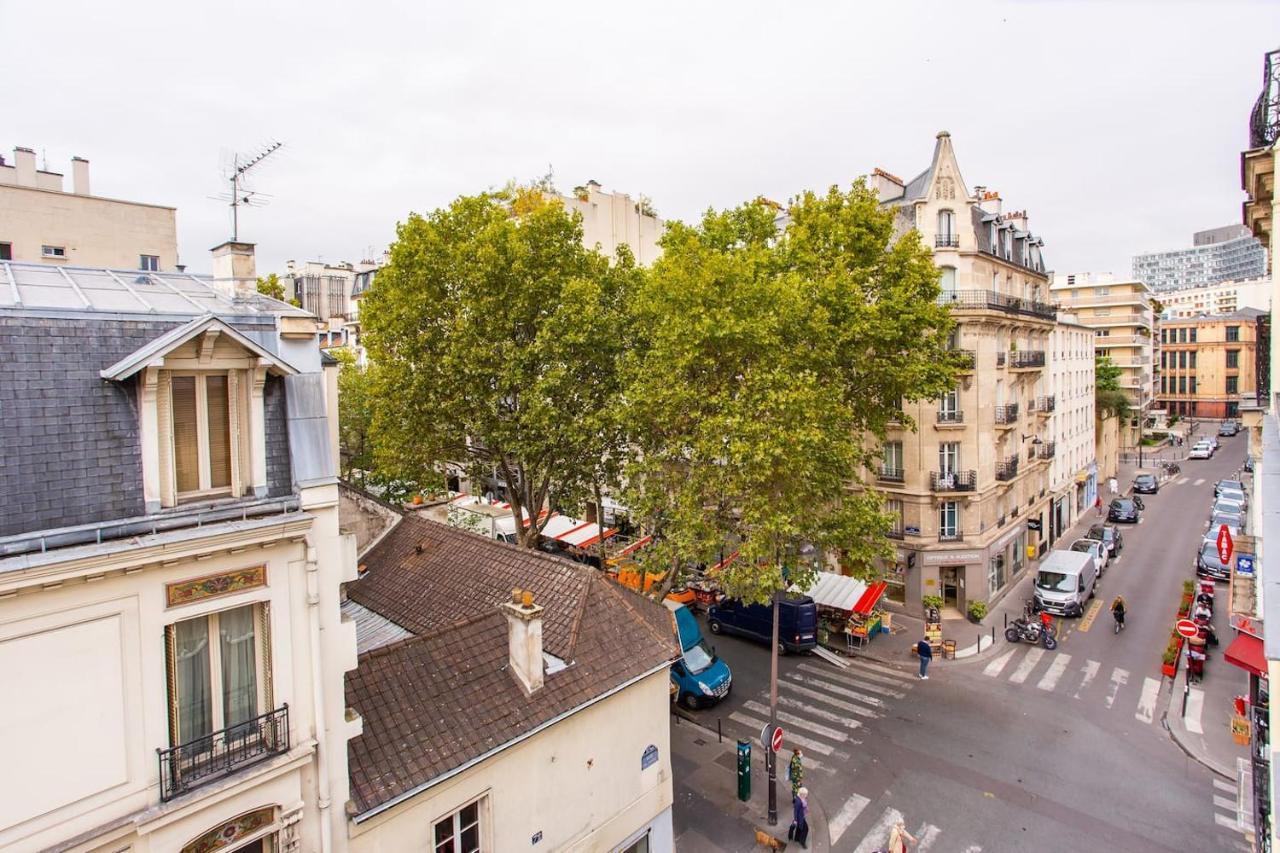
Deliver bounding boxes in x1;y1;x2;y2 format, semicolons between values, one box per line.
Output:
560;180;664;266
1159;276;1271;318
1046;313;1098;536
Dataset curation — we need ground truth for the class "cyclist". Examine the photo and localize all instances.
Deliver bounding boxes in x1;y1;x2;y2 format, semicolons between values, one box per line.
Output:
1111;595;1127;631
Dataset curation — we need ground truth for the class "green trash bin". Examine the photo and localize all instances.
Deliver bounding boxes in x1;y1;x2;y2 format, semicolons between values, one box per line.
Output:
736;739;751;802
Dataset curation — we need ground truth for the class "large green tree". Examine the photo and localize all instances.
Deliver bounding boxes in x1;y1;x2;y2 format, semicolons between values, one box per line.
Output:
360;188;633;547
333;348;374;485
622;183;958;603
1095;355;1130;418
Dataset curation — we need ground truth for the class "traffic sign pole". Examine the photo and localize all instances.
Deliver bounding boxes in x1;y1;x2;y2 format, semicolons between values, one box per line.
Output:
767;592;779;826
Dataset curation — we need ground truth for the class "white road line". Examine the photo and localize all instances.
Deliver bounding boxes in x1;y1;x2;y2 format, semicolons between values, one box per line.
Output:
777;694;865;731
1106;667;1130;708
839;657;919;681
983;649;1016;677
913;822;942;851
781;680;880;719
1037;653;1072;691
727;711;835;756
799;661;911;693
1135;677;1161;724
1215;779;1238;793
1195;477;1206;486
787;672;889;709
852;807;905;853
743;700;850;742
960;847;983;853
1185;686;1205;734
1008;647;1045;684
1075;660;1101;698
828;794;871;845
1215;795;1238;810
1216;812;1245;833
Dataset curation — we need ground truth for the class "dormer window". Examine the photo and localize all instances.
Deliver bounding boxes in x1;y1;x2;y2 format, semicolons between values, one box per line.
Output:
171;374;233;499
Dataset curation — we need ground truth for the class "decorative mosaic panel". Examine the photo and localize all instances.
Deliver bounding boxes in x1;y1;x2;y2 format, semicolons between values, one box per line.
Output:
166;565;267;607
181;806;275;853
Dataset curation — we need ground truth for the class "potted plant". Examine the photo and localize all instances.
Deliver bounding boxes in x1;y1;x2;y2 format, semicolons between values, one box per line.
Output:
922;594;944;614
967;600;988;623
1161;636;1182;678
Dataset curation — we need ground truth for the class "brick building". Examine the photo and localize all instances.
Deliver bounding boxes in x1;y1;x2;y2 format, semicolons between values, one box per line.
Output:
1157;308;1267;419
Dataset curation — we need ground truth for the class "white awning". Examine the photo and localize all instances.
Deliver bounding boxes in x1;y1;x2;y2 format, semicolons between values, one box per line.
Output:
804;571;869;611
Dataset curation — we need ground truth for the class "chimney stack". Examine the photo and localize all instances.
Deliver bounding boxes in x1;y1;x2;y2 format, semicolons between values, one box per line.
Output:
71;157;90;196
13;147;36;187
210;241;258;299
502;588;545;695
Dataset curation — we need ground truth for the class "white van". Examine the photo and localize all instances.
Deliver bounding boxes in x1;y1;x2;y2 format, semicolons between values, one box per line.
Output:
1033;550;1097;617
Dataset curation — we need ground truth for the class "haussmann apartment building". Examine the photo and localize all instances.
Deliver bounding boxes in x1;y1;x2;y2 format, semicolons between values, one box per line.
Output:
1157;308;1266;420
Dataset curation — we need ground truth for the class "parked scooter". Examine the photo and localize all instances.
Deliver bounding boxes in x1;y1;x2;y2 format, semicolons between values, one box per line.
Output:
1132;495;1145;511
1005;617;1058;650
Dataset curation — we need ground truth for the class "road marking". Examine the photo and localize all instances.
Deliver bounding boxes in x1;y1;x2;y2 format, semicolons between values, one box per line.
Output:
1074;660;1100;698
1215;779;1237;793
838;657;919;682
1106;667;1129;708
1195;478;1206;486
780;680;879;719
983;649;1016;677
828;794;871;845
1008;647;1044;684
777;694;865;731
852;807;904;853
1178;477;1190;485
728;711;835;756
960;847;984;853
743;700;851;741
1037;653;1071;691
913;822;941;851
1078;599;1103;632
799;661;911;692
1184;686;1205;733
1215;795;1238;810
1135;677;1161;724
1216;812;1245;833
788;672;890;708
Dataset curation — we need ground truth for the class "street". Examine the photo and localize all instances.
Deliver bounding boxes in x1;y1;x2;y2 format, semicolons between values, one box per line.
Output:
677;436;1252;852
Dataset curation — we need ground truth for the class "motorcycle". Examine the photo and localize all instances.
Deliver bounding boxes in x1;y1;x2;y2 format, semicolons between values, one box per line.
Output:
1132;495;1145;511
1005;617;1058;650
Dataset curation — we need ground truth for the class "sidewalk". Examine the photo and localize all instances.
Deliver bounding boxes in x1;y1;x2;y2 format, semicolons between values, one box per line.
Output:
671;711;831;851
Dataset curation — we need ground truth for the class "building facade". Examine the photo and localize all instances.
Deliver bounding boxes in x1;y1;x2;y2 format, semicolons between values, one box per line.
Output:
1132;224;1267;293
1050;273;1156;445
1046;314;1098;538
870;132;1056;615
1158;309;1266;419
560;181;664;266
0;146;179;270
1159;276;1271;318
0;248;358;853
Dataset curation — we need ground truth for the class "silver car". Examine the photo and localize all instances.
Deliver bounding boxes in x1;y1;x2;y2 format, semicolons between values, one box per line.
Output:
1070;538;1109;576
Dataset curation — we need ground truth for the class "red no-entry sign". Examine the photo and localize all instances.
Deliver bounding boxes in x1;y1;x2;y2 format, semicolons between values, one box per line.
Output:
760;723;785;753
1176;619;1200;639
1218;524;1235;565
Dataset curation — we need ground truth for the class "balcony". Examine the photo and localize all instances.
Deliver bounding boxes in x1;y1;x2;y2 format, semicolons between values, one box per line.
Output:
939;530;964;542
930;470;976;492
935;234;960;248
996;457;1020;481
952;349;976;371
995;403;1019;426
878;466;905;483
936;409;965;427
936;289;1057;321
996;351;1006;368
1034;395;1056;414
1037;441;1056;460
1009;350;1046;370
158;705;290;802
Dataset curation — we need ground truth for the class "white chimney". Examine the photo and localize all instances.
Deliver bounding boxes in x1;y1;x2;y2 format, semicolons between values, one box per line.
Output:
502;589;545;695
13;147;36;187
71;157;90;195
869;168;904;202
211;240;258;299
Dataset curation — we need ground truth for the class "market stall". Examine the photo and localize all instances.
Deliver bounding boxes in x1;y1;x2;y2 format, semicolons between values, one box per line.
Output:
804;572;890;654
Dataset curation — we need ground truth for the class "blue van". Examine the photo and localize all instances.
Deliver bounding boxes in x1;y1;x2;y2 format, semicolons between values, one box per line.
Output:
665;601;732;710
707;594;818;654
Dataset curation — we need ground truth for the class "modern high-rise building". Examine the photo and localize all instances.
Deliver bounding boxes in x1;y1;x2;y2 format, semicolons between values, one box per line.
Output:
867;131;1058;615
1132;225;1266;292
1159;276;1271;318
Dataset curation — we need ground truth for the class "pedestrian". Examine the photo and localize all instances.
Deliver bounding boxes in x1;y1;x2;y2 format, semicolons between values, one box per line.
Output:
1095;494;1103;517
787;748;804;798
788;786;810;848
887;819;918;853
916;635;933;680
1108;476;1118;496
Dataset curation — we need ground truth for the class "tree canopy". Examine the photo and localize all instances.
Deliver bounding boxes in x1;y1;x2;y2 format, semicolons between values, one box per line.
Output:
621;183;958;604
256;273;286;301
359;188;634;547
1095;355;1130;418
333;348;374;486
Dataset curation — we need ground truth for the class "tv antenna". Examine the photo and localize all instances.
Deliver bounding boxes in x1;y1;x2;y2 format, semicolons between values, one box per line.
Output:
215;141;284;241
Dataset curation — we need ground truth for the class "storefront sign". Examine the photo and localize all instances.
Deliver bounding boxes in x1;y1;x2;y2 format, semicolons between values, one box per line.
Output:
1027;519;1042;531
1237;554;1255;576
1231;613;1265;640
922;551;981;565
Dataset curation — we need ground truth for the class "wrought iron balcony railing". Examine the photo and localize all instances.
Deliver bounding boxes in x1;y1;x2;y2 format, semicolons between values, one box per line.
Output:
939;530;964;542
996;457;1020;481
936;409;964;425
878;466;905;483
996;351;1007;367
1037;441;1056;460
158;704;289;802
1034;395;1056;413
935;234;960;248
1009;350;1046;369
936;289;1057;321
952;349;976;370
931;470;976;492
995;403;1019;425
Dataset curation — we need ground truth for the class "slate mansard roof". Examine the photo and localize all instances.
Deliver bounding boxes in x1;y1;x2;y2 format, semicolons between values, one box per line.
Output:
343;516;679;819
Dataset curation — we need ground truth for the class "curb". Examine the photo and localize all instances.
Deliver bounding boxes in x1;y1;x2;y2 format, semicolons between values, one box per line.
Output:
1161;677;1237;780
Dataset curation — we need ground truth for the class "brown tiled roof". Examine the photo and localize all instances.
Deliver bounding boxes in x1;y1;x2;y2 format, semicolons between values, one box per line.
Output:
343;516;679;817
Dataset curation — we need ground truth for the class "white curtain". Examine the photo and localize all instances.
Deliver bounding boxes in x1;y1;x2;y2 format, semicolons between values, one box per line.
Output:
175;616;212;744
220;605;259;728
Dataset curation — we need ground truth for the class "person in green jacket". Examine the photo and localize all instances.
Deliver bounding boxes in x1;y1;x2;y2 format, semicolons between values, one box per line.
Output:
788;748;804;797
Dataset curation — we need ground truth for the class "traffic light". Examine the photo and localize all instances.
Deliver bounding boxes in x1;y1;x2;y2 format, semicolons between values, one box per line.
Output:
736;738;751;802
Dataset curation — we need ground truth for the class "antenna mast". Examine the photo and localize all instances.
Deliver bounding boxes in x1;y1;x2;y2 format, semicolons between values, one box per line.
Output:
228;141;283;241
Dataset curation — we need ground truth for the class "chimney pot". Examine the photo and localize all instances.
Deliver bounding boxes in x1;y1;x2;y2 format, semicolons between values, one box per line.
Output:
522;590;534;608
71;156;90;196
210;240;258;299
512;588;523;604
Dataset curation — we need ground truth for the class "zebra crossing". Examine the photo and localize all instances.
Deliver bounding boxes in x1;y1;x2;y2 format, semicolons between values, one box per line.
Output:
1209;759;1256;850
981;645;1170;725
829;795;980;852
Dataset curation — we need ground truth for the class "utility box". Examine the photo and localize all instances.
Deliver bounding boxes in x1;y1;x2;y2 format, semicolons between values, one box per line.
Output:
736;739;751;801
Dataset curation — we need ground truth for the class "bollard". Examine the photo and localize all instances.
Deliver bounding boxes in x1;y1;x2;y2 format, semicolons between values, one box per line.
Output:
991;625;995;646
1004;612;1008;629
1181;682;1190;718
718;717;722;744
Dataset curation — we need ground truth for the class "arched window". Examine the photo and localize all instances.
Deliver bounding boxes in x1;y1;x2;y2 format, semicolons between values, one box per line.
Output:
937;209;955;246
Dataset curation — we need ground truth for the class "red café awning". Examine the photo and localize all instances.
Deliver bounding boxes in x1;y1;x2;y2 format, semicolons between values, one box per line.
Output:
852;580;889;616
1225;632;1267;678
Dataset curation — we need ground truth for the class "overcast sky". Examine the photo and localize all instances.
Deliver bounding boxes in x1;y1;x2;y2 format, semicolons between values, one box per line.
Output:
5;1;1278;278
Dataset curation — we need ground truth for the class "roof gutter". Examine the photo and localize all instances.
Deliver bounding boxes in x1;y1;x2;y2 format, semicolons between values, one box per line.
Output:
351;656;675;824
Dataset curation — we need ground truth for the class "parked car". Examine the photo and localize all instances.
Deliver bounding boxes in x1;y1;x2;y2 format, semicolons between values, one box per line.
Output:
1207;436;1220;451
1085;523;1124;557
1216;479;1246;497
1034;550;1098;617
1189;442;1213;460
1245;457;1255;473
1070;538;1109;575
1196;538;1230;581
1219;421;1239;437
1213;496;1246;517
1216;487;1247;508
666;602;732;709
1209;512;1244;538
1133;473;1159;494
1108;498;1141;524
708;593;818;654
